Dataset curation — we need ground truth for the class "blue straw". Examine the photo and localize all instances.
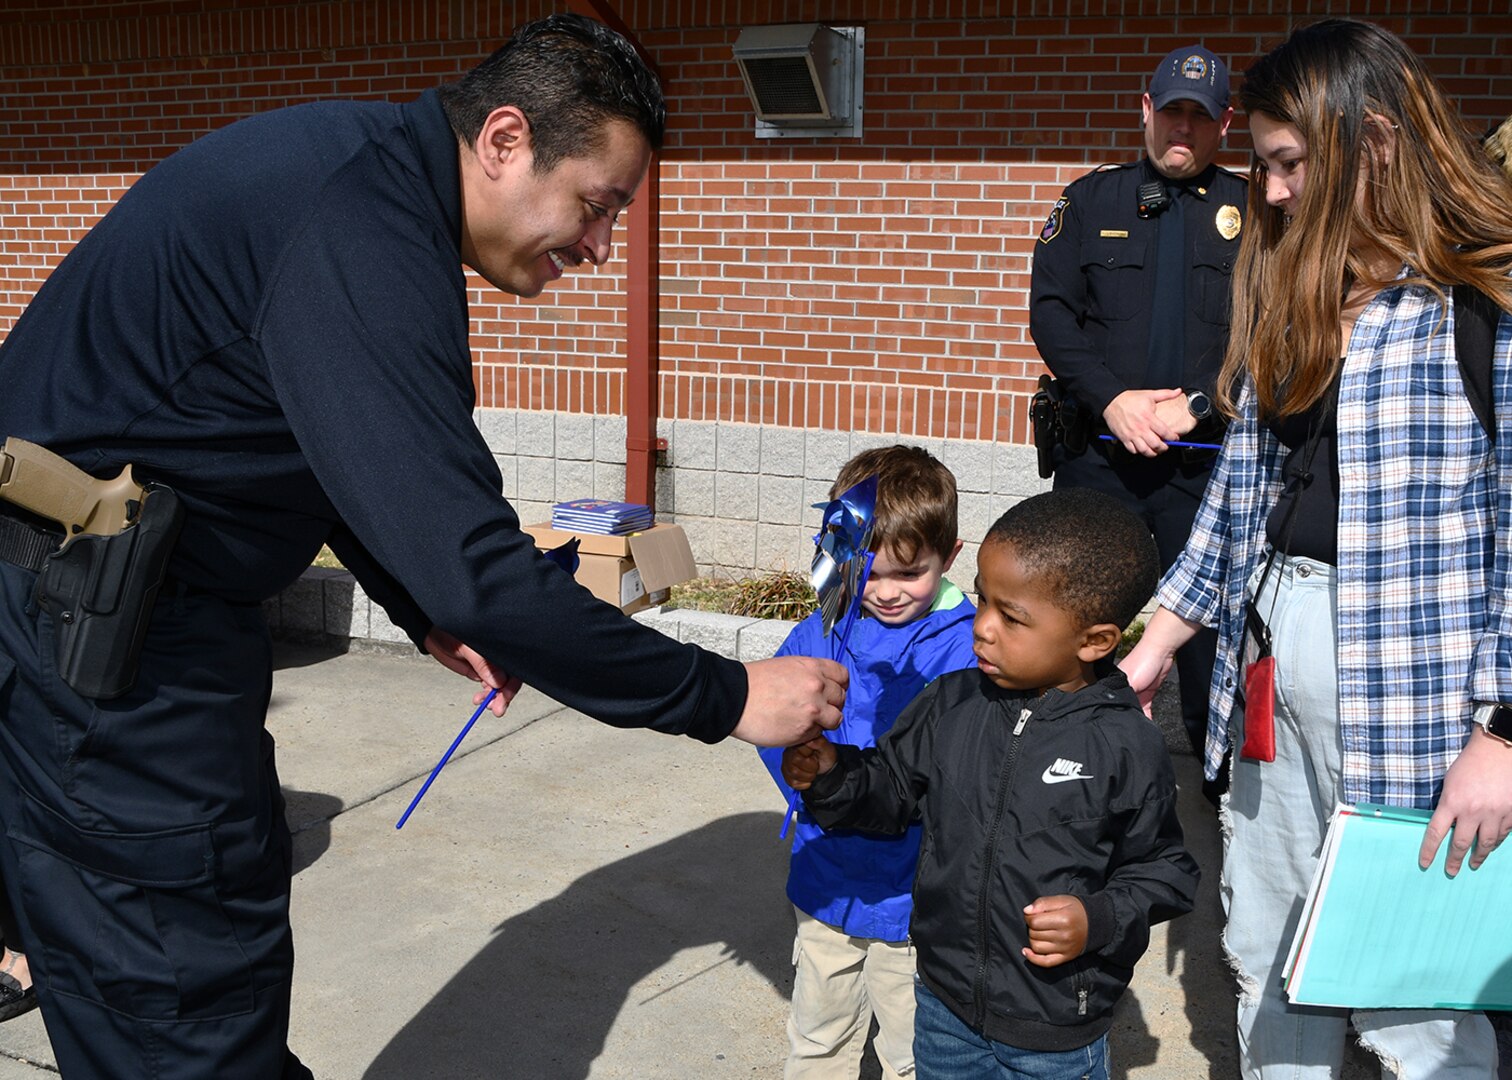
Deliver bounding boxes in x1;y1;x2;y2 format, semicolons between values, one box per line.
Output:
780;550;875;839
395;688;498;829
1096;434;1222;450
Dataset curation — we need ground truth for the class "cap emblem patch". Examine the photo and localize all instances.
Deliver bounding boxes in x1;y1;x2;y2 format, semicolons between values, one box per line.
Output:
1181;55;1209;80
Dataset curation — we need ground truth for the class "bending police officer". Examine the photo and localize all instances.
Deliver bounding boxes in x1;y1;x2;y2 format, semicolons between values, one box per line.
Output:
0;15;845;1078
1029;45;1246;798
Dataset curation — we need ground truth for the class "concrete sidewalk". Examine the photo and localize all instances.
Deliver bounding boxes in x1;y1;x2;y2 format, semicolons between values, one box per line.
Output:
0;634;1387;1079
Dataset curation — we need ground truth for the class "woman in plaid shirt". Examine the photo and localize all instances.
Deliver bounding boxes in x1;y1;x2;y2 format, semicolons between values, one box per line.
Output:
1122;20;1512;1080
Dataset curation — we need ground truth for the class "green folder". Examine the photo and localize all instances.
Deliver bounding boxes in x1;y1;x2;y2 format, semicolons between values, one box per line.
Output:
1282;803;1512;1010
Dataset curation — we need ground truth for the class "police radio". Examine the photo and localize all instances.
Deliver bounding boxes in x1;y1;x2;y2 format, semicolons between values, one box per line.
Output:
1137;180;1171;218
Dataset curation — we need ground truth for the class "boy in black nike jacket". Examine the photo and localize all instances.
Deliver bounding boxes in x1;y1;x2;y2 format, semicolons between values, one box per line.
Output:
784;488;1199;1080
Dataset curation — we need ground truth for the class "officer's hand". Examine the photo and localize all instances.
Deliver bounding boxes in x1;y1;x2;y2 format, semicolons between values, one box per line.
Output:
1153;394;1199;438
731;657;847;746
423;626;523;717
1104;389;1186;456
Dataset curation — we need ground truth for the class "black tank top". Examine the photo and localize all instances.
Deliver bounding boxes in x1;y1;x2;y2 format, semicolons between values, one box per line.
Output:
1264;373;1341;565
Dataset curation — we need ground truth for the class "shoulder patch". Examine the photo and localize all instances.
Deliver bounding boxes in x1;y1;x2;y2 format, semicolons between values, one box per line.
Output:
1039;197;1068;244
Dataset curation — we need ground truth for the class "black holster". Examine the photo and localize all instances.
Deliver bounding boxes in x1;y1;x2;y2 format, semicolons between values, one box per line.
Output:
1030;375;1061;479
34;484;184;699
1029;375;1094;479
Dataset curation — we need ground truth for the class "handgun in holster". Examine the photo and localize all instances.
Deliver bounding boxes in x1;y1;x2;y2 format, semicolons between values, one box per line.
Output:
1030;375;1061;479
0;438;184;700
1030;375;1094;479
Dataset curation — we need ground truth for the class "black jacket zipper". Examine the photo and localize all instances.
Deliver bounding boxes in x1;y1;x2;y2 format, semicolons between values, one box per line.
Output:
971;701;1032;1029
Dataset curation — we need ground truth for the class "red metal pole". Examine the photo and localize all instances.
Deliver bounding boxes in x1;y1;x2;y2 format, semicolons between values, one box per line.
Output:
565;0;661;508
623;157;660;507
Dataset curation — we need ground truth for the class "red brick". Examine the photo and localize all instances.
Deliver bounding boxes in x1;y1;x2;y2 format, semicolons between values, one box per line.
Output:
3;4;1508;438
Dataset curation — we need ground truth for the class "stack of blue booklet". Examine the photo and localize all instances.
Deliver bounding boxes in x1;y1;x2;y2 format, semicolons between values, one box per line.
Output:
550;499;654;536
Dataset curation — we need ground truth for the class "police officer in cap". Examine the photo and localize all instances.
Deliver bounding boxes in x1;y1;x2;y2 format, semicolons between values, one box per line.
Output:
1029;45;1246;799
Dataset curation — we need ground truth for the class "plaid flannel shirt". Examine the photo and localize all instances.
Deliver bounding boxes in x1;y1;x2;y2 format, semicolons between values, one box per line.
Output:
1158;278;1512;809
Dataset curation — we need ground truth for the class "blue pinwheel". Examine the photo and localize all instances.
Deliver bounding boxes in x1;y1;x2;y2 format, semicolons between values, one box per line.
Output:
780;475;878;838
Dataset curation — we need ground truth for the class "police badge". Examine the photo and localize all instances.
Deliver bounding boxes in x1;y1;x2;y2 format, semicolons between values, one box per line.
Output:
1217;204;1242;241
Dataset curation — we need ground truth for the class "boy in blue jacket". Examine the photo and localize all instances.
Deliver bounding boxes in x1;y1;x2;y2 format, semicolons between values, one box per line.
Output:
759;445;978;1080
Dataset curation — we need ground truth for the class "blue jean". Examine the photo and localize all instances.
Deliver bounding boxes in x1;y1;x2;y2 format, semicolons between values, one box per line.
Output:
913;980;1108;1080
1225;555;1496;1079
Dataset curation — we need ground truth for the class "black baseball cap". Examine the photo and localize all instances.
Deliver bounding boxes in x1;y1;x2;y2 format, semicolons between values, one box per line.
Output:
1149;45;1230;120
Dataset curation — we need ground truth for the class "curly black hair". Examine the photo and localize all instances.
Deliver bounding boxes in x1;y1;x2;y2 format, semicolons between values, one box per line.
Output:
983;489;1158;629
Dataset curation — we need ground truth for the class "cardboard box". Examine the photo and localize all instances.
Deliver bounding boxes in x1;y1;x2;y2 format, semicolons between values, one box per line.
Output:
522;522;697;615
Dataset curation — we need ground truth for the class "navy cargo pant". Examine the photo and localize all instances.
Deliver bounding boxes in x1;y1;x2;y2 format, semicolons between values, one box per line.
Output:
0;561;313;1078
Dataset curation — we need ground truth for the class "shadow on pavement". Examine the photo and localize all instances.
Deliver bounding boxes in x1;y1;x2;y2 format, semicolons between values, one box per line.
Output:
285;787;345;877
272;638;351;671
364;811;797;1080
1165;871;1238;1079
363;802;1174;1079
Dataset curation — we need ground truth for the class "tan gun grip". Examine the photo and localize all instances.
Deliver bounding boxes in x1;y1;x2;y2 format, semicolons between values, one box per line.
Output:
0;438;143;540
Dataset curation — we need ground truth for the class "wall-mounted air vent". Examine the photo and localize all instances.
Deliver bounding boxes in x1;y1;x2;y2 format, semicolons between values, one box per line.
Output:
733;23;864;139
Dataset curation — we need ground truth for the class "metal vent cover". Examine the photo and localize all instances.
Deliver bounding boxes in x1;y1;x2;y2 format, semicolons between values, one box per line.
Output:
745;53;827;117
733;23;864;138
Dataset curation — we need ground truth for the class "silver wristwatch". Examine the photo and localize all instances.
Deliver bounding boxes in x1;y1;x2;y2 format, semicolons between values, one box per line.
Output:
1472;703;1512;747
1184;388;1213;421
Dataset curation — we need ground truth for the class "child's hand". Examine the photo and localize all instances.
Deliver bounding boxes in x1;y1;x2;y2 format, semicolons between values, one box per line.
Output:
782;736;837;790
1021;895;1088;968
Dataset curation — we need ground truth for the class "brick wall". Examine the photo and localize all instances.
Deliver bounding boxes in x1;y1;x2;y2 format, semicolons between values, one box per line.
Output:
3;2;1508;443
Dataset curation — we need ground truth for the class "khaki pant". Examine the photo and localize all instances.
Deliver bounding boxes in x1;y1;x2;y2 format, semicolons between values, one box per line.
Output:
785;906;916;1079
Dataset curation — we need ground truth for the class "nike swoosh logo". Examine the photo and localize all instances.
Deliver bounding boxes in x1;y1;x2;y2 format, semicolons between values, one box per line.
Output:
1041;768;1093;784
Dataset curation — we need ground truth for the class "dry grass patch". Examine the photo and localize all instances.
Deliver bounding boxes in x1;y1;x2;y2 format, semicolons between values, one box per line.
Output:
667;569;817;621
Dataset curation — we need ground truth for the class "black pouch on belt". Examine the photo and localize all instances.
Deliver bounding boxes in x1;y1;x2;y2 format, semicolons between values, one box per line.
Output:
34;484;185;699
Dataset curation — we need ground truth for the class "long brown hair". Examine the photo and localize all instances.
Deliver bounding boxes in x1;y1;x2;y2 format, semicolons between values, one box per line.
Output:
1218;19;1512;419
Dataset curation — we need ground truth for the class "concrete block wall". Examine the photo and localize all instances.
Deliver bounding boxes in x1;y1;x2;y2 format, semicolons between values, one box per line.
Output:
267;565;801;667
263;566;415;650
477;406;1052;595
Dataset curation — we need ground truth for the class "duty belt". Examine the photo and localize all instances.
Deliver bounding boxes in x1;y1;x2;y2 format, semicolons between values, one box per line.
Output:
0;503;63;572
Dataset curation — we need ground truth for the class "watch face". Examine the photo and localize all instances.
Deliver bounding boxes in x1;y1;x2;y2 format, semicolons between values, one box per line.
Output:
1489;706;1512;744
1186;391;1212;420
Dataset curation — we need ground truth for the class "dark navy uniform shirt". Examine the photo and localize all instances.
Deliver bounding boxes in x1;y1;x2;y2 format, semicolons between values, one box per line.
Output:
0;90;747;741
1029;159;1248;416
